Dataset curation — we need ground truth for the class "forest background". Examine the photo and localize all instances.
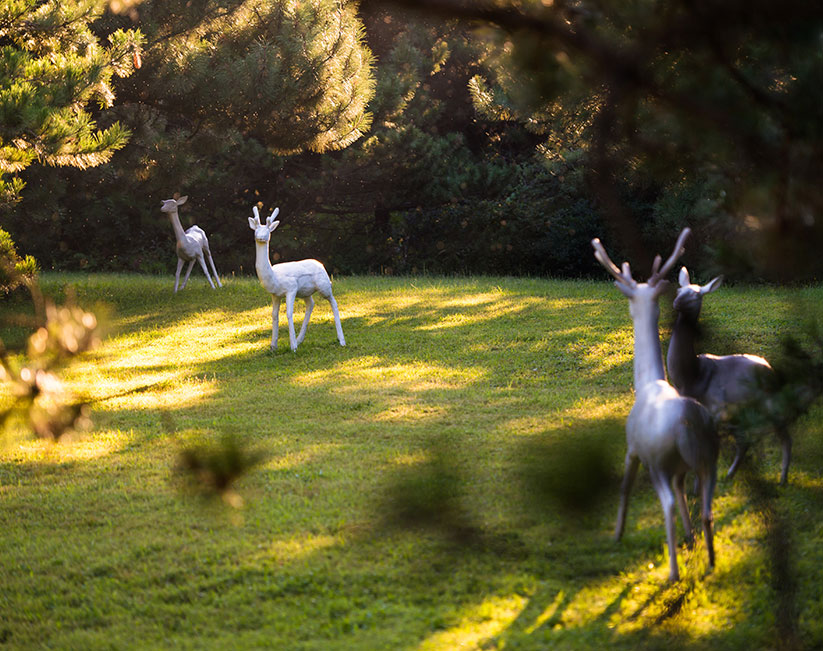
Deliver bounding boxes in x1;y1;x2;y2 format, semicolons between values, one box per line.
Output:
3;0;822;283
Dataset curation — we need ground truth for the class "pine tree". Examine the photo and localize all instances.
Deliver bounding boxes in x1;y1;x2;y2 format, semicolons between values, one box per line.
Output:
379;0;823;279
0;226;36;292
276;6;528;273
128;0;375;155
0;0;143;207
3;0;376;273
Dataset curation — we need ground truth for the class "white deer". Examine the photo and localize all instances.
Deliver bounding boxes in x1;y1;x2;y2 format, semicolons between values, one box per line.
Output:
248;206;345;352
593;228;719;582
160;196;222;292
666;267;791;484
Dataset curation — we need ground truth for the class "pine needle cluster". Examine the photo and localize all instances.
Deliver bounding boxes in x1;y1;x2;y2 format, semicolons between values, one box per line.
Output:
0;0;144;206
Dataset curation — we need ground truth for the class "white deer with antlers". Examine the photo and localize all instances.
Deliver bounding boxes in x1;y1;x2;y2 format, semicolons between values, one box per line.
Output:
248;206;345;352
160;196;222;292
666;268;791;484
592;228;719;582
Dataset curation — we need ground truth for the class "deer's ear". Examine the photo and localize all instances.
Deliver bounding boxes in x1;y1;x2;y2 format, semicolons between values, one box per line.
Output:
678;266;690;287
268;220;280;232
702;275;723;294
248;217;258;230
176;195;188;206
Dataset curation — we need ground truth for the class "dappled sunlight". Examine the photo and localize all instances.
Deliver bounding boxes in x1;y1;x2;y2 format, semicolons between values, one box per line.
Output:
374;403;448;423
417;295;544;331
62;308;267;411
292;355;487;393
340;284;594;332
415;545;745;647
9;428;133;464
563;395;633;420
104;309;262;368
499;395;630;437
341;290;429;320
581;329;633;375
108;375;219;411
256;533;342;566
66;359;219;412
390;451;429;466
4;275;817;648
482;555;738;642
417;594;529;651
602;556;743;638
263;443;341;471
113;311;165;331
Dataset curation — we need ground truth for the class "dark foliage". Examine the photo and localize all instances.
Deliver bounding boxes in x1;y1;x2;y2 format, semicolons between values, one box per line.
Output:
175;432;269;507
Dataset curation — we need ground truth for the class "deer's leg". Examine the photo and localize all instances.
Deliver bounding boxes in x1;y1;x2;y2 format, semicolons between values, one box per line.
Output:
726;431;749;481
180;260;195;290
271;296;281;350
196;254;216;289
297;296;314;345
700;468;717;571
328;293;346;346
777;425;792;486
205;248;222;288
674;473;694;546
614;452;639;542
651;472;680;582
174;258;185;293
286;292;298;352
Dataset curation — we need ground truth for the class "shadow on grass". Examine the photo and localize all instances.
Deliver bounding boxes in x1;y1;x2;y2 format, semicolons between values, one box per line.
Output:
5;275;819;648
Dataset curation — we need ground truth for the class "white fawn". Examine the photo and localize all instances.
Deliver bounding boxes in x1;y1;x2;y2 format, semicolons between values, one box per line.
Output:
248;206;345;352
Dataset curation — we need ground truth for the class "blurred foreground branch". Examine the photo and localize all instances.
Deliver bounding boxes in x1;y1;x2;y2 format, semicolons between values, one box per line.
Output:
1;274;100;441
174;431;270;509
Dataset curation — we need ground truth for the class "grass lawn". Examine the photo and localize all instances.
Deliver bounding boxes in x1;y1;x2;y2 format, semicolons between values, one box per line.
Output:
1;273;822;650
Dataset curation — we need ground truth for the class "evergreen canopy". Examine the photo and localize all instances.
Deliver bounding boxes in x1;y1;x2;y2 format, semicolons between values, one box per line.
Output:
0;0;143;206
129;0;375;156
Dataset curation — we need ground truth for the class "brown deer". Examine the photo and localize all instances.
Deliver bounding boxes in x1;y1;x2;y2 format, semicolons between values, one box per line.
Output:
667;267;791;484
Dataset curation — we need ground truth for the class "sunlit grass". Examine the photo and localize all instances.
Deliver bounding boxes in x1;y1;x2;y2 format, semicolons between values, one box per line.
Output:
1;273;821;649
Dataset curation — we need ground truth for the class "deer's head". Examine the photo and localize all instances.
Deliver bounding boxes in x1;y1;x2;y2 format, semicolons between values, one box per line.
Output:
248;206;280;244
160;196;187;213
592;228;691;322
672;267;723;320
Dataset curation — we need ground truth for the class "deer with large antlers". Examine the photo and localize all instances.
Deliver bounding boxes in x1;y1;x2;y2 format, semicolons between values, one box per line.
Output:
592;228;719;582
248;206;345;352
160;196;222;293
667;268;791;484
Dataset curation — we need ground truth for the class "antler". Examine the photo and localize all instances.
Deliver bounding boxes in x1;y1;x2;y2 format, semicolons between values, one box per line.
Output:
591;238;637;288
649;227;690;286
267;207;280;226
252;205;262;227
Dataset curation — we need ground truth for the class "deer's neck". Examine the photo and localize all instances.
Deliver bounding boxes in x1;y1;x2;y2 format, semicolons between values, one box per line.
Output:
632;309;666;393
667;312;700;390
167;210;187;243
254;240;279;289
